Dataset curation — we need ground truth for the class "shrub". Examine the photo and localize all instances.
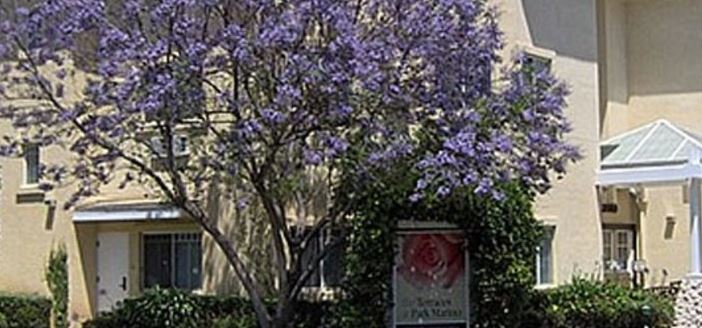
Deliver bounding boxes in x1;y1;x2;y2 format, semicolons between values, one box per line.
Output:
84;288;205;328
83;288;332;328
46;245;69;328
211;316;257;328
523;278;674;328
334;158;542;328
0;293;51;328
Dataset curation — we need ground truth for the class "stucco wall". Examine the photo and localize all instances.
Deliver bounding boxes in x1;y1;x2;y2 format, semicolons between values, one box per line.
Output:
601;0;629;138
495;0;602;284
600;0;702;286
600;0;702;134
0;61;184;322
641;187;691;286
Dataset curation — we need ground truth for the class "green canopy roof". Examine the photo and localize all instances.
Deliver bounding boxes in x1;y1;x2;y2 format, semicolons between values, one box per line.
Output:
601;119;702;169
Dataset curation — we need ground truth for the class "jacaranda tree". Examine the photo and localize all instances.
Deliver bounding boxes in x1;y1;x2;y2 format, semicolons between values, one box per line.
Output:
0;0;578;327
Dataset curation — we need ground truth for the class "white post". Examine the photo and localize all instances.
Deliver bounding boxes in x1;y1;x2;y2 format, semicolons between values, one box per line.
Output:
690;177;702;276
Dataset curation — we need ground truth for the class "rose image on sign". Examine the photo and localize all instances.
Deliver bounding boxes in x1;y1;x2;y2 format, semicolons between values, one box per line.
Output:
398;233;465;289
394;231;468;327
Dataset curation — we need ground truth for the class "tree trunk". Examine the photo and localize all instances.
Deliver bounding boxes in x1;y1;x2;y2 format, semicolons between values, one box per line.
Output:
182;202;273;328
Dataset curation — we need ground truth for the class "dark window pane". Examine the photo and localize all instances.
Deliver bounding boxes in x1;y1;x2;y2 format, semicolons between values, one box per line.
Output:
175;233;202;290
301;232;321;287
538;228;554;284
24;144;39;184
144;234;172;289
322;230;345;287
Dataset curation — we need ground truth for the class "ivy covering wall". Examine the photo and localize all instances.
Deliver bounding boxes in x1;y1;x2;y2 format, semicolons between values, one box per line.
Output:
333;163;543;328
46;245;68;328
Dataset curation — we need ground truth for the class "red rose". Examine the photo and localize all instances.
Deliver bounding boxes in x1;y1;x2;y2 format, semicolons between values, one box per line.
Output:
398;233;465;289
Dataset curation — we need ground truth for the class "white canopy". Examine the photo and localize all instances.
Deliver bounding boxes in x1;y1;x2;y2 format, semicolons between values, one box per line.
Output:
73;202;182;222
598;119;702;186
597;119;702;277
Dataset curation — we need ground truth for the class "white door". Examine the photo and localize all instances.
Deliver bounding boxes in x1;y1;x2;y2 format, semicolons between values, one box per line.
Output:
97;232;130;313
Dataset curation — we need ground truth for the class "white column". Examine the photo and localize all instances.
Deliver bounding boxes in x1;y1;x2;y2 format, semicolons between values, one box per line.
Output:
690;177;702;276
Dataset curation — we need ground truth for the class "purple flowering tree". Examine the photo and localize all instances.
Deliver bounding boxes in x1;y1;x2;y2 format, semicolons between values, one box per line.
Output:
0;0;578;326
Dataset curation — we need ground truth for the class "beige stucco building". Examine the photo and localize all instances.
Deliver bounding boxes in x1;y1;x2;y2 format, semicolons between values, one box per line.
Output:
0;0;700;325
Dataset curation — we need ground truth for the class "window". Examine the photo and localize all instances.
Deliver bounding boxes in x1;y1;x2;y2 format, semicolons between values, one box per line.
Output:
24;144;40;185
301;228;345;288
536;226;555;285
150;134;190;158
602;227;635;272
143;233;202;291
523;53;552;73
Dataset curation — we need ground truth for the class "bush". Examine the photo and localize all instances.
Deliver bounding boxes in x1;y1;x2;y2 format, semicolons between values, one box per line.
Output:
83;288;332;328
333;159;543;328
211;315;257;328
0;313;7;328
46;245;69;328
523;278;674;328
84;288;206;328
0;293;51;328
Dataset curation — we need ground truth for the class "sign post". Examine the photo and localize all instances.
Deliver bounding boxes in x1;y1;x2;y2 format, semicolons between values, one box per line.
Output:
394;222;469;328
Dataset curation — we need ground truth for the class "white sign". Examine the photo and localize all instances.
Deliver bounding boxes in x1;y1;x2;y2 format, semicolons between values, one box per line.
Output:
394;229;469;328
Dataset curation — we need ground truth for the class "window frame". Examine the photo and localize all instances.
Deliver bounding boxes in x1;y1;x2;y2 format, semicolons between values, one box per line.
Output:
523;53;553;73
518;45;556;87
300;226;345;289
535;225;556;287
602;225;636;273
22;143;40;188
150;134;191;158
518;44;556;68
140;231;203;292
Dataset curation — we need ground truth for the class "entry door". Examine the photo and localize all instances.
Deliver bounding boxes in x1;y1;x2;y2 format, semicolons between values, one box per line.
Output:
97;232;130;313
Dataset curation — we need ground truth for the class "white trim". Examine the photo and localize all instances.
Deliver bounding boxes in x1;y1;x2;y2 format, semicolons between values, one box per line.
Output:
596;163;702;187
516;43;557;60
691;178;702;275
19;183;41;191
671;140;690;159
662;120;702;150
534;283;557;290
140;229;200;235
74;207;182;222
600;120;658;145
536;225;556;286
601;158;687;167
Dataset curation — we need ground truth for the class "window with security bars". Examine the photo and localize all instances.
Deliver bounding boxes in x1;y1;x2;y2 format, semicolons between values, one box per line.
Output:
143;233;202;291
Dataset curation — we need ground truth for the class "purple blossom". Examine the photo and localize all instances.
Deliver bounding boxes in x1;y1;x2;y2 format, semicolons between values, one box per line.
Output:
0;0;578;219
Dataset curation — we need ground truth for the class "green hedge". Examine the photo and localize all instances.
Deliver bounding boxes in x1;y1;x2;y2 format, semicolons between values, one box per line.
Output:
0;293;51;328
83;288;333;328
46;246;69;328
522;278;674;328
333;157;543;327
